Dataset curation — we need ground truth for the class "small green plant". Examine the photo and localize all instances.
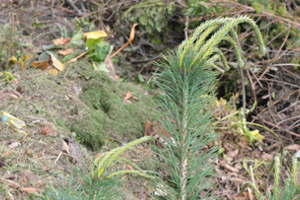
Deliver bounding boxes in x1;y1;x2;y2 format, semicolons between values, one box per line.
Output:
151;16;266;199
240;154;300;200
34;168;120;200
72;132;82;143
123;0;175;34
36;136;155;200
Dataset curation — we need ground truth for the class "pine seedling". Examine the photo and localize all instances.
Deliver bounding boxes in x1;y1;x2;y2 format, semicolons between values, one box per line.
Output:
152;16;266;199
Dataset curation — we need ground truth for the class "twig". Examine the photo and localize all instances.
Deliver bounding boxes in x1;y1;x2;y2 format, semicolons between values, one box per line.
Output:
261;119;300;138
253;89;300;122
184;15;189;40
238;67;246;122
54;151;62;164
259;78;300;89
65;0;84;16
273;24;290;61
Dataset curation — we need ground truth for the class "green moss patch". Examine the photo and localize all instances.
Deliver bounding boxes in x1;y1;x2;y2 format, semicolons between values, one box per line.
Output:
68;62;158;150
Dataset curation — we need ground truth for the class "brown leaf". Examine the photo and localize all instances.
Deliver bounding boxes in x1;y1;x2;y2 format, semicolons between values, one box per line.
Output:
53;37;64;45
38;150;44;157
262;153;274;160
0;178;20;188
104;55;118;82
58;48;74;56
23;170;43;187
285;144;300;151
220;160;239;173
126;164;133;170
41;127;55;136
95;153;100;159
124;91;133;100
31;59;51;69
144;120;152;136
226;149;239;159
8;142;20;149
1;152;9;157
61;140;70;154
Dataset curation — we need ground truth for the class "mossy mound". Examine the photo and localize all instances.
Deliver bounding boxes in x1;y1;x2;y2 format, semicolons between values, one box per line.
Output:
69;62;158;150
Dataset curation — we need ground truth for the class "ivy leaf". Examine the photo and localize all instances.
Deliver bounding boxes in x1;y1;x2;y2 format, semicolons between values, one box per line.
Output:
139;15;147;26
137;74;144;82
148;18;154;28
146;24;152;33
150;8;157;18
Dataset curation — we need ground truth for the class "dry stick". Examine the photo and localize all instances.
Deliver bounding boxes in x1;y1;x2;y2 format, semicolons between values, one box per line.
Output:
266;80;279;126
278;115;300;126
266;25;290;47
249;68;263;88
139;60;154;74
253;65;270;86
110;23;138;59
252;88;300;123
184;15;189;40
276;38;300;61
65;48;93;64
98;6;104;30
260;119;300;138
246;69;257;107
54;151;62;164
281;67;300;80
259;78;300;89
273;25;291;61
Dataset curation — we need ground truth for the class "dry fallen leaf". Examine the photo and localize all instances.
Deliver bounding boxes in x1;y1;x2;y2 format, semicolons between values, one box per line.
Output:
20;187;38;194
58;48;74;56
104;53;118;82
1;152;9;157
285;144;300;151
52;36;70;45
8;142;20;149
124;91;133;100
50;53;65;72
41;126;55;136
262;153;274;160
126;164;133;170
0;178;20;188
226;149;239;159
48;68;58;75
52;37;65;45
31;60;51;69
61;140;70;154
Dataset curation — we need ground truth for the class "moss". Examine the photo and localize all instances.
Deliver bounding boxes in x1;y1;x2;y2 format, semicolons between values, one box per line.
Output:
278;4;286;17
252;2;263;13
288;57;300;70
69;62;158;150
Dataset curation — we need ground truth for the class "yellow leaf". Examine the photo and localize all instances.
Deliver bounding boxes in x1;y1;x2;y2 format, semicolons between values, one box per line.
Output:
9;56;18;63
48;68;58;75
83;30;107;39
50;54;65;72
